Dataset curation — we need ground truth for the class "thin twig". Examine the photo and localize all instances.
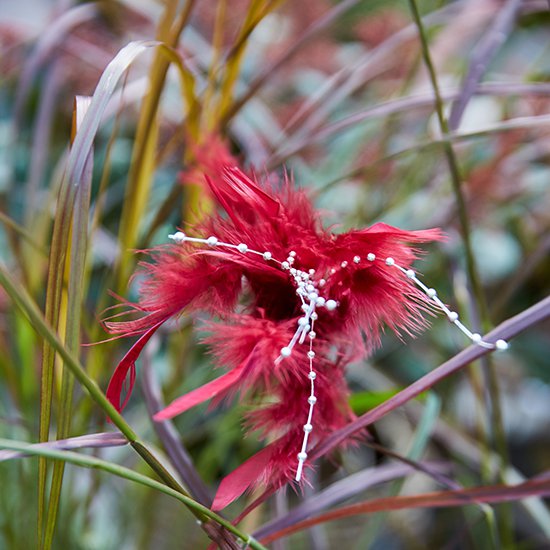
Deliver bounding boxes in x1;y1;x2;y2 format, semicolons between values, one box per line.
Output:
405;5;512;544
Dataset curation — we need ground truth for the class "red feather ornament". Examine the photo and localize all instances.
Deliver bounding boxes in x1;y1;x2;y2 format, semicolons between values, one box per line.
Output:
105;162;505;509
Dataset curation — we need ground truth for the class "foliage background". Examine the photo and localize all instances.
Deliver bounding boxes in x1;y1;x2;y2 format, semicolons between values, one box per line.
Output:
1;0;549;548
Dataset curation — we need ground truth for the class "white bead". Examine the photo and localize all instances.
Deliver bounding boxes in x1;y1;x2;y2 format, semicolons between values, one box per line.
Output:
308;396;317;405
301;303;309;311
290;268;297;275
289;251;296;257
169;231;186;243
280;347;292;357
448;311;459;322
325;299;337;311
367;253;375;261
495;339;509;351
287;257;295;265
309;331;316;340
330;268;336;275
406;269;415;279
353;256;361;264
303;423;313;433
298;317;309;326
472;333;482;343
309;269;315;275
385;257;395;266
311;312;318;320
263;251;272;260
237;243;248;253
316;297;326;307
307;351;315;359
206;236;218;246
308;292;318;302
306;284;315;292
308;371;316;380
318;279;326;287
341;261;348;268
427;288;437;298
297;452;307;461
282;261;290;269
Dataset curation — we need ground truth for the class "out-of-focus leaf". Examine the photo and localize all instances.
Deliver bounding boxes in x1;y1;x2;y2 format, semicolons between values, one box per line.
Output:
14;4;97;127
114;1;198;292
223;0;361;124
260;476;550;545
0;211;46;255
141;358;213;506
0;433;128;461
349;389;401;415
253;461;451;540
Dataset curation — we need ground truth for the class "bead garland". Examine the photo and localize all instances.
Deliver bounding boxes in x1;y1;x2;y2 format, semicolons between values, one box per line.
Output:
168;231;508;481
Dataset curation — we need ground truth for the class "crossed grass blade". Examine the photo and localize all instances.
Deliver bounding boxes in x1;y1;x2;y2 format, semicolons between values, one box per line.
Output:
259;476;550;545
0;264;243;548
0;439;267;550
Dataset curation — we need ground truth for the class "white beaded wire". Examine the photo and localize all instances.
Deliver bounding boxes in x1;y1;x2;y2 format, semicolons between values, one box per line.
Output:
387;259;508;351
168;231;340;481
295;315;318;482
168;230;509;482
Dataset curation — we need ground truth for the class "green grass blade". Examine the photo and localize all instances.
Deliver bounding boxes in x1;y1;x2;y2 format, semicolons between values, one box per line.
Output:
0;263;242;547
43;97;94;550
0;439;267;550
35;40;157;548
406;392;440;461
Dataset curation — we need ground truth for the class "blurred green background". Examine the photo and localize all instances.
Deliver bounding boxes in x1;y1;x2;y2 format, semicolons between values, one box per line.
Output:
1;1;550;548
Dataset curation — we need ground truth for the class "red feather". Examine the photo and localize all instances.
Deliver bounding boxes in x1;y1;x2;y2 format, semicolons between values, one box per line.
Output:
106;320;166;413
104;163;444;504
212;443;275;511
153;364;245;421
